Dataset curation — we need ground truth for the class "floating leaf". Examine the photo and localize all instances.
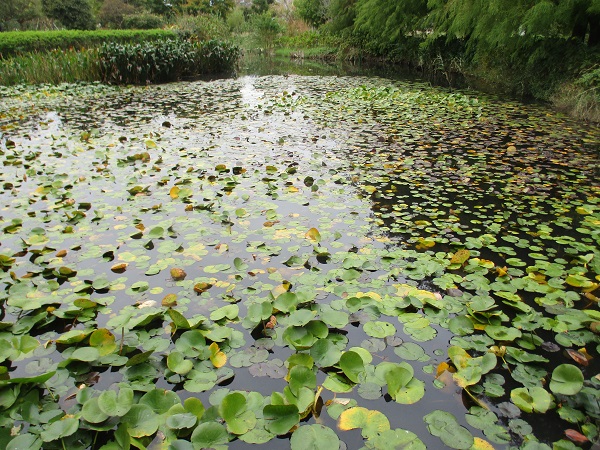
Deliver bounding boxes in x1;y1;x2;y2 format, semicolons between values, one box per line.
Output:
550;364;584;395
424;410;474;449
290;424;340;450
338;406;390;439
510;387;553;413
263;404;300;435
305;228;321;244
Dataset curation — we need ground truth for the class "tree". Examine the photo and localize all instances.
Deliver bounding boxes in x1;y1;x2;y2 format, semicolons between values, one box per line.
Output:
326;0;355;33
0;0;43;30
98;0;136;28
143;0;184;17
250;0;274;15
353;0;427;42
181;0;234;17
294;0;327;27
43;0;96;29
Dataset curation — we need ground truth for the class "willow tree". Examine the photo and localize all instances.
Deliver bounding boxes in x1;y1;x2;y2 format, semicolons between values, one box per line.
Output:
353;0;428;43
426;0;600;48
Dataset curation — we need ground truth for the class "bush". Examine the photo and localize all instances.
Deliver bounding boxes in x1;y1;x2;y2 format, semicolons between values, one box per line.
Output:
98;38;239;84
42;0;96;30
226;7;246;32
122;13;164;30
251;13;284;49
172;14;230;42
0;29;177;59
98;0;136;29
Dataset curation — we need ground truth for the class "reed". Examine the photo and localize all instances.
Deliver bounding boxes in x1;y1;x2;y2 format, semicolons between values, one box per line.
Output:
0;48;100;86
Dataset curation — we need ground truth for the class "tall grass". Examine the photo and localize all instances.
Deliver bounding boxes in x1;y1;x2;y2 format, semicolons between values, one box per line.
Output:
0;48;101;85
0;39;239;86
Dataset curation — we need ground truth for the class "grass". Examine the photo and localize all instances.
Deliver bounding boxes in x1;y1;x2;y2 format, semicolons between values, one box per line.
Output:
0;48;100;86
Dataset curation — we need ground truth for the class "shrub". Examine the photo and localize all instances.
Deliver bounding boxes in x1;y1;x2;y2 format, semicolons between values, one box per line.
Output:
172;14;230;42
98;0;136;29
98;38;239;84
226;7;246;32
0;30;177;59
122;13;164;30
251;13;284;49
42;0;96;30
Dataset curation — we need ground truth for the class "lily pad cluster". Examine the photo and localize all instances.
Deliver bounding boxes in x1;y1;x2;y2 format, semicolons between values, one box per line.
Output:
0;75;598;449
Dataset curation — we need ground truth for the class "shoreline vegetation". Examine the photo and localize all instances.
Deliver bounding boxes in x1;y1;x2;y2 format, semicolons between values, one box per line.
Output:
0;3;598;121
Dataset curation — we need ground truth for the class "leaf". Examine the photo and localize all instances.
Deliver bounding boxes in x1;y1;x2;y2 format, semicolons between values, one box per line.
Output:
40;417;79;442
305;227;321;244
209;342;227;368
564;429;589;444
219;392;256;435
338;406;390;439
363;321;396;338
290;424;340;450
111;263;128;273
550;364;584;395
263;404;300;435
450;249;470;265
339;350;365;383
98;387;134;417
191;422;229;447
122;404;160;437
510;387;553;413
170;268;187;281
167;352;193;375
424;410;474;449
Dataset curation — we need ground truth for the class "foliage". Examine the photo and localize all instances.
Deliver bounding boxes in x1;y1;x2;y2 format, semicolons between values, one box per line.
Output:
0;47;100;85
251;12;285;49
553;64;600;121
144;0;183;17
354;0;427;43
324;0;356;34
122;13;165;29
294;0;327;27
251;0;275;15
98;0;137;28
0;0;43;31
226;7;246;32
42;0;96;30
0;29;177;59
98;38;239;84
180;0;234;18
172;13;230;41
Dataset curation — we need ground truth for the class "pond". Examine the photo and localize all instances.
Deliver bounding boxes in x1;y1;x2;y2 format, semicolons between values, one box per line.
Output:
0;59;598;450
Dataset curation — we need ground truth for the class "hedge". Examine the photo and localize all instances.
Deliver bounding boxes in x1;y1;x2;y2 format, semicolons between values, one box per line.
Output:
0;29;177;59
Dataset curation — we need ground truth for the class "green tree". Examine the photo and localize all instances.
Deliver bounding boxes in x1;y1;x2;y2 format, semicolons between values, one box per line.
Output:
426;0;600;48
326;0;356;33
143;0;184;16
353;0;427;42
251;0;274;15
98;0;136;28
294;0;327;27
0;0;43;30
181;0;234;17
43;0;96;29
